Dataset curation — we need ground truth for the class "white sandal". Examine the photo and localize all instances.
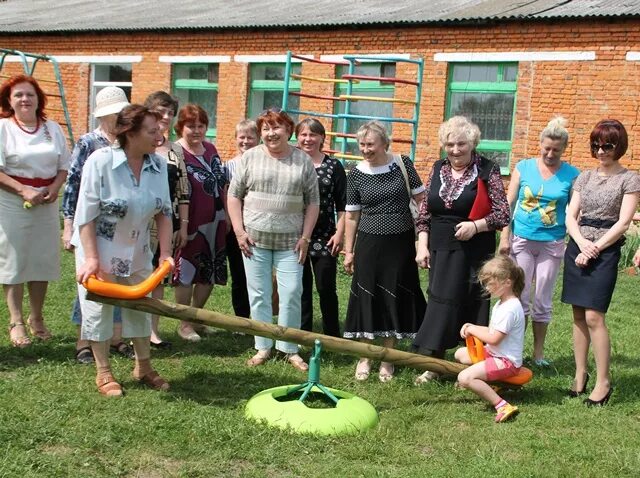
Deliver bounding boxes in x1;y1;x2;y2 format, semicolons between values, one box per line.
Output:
414;370;439;385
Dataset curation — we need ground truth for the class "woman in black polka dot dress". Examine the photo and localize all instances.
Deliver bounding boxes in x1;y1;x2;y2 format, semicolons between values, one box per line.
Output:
296;118;347;337
343;121;426;382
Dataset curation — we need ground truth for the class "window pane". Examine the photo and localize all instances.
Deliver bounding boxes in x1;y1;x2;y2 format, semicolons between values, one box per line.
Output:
337;63;396;78
173;64;219;83
252;64;300;81
449;92;515;141
452;64;499;83
503;65;518;82
94;64;132;82
334;90;394;134
477;150;510;170
173;89;218;129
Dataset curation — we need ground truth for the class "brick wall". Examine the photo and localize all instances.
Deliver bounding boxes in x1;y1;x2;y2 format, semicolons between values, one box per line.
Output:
2;18;640;178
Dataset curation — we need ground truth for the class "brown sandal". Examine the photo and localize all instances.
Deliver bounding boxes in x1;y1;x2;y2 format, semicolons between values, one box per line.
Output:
9;323;32;348
27;318;53;341
96;373;123;397
287;354;309;372
134;370;170;391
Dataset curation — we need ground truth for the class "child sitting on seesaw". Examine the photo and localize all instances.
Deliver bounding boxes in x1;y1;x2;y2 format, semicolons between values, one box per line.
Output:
455;255;525;423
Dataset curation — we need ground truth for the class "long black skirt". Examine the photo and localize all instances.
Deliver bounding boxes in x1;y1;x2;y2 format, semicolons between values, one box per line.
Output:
561;238;622;313
343;230;426;340
412;247;490;354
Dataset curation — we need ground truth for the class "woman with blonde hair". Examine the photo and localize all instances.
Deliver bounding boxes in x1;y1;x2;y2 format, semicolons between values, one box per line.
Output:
414;116;510;383
498;116;579;366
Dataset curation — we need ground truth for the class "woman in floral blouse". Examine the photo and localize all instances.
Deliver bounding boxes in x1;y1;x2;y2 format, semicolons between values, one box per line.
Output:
74;104;174;397
413;116;510;384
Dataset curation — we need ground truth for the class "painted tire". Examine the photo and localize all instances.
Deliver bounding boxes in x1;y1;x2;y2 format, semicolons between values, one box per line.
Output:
245;385;378;436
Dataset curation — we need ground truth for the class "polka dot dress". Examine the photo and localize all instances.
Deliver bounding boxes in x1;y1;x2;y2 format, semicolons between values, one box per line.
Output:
346;154;423;235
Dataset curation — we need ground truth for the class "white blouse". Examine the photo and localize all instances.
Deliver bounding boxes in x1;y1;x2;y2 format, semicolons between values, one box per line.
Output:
0;118;70;180
71;146;172;277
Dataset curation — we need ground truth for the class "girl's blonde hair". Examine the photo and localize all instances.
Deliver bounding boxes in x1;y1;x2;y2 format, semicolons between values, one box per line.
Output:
478;255;525;297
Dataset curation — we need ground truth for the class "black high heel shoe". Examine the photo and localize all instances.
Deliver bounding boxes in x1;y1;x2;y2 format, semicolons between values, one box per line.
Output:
584;387;613;407
568;373;590;398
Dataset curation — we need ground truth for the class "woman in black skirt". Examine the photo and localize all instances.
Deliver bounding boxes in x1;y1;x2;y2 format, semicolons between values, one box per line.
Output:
562;119;640;406
413;116;510;383
343;121;426;382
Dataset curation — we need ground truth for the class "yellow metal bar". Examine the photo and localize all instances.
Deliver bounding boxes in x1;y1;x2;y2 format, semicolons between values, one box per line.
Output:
339;94;417;105
334;153;364;161
291;74;355;84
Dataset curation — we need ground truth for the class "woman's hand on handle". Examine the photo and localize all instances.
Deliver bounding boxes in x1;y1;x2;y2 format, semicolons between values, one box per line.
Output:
76;257;100;284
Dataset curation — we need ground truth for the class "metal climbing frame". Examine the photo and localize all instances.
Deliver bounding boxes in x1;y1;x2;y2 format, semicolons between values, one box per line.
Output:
0;48;75;144
282;51;424;162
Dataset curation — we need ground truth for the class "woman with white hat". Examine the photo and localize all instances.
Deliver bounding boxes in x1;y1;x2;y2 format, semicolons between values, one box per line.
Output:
62;86;132;364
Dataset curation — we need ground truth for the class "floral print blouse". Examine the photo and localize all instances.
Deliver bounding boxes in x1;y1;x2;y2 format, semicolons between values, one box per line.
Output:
416;152;510;234
71;146;172;277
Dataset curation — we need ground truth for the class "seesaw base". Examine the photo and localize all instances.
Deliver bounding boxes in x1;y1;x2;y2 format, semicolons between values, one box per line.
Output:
245;385;378;436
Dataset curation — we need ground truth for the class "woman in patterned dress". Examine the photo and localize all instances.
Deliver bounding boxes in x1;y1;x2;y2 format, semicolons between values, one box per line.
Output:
173;104;228;342
0;75;70;348
74;105;174;396
343;120;426;382
413;116;510;384
296;118;346;337
562;119;640;406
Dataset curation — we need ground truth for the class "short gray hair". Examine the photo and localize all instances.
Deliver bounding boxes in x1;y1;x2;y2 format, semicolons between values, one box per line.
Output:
540;116;569;148
356;120;390;150
438;116;481;148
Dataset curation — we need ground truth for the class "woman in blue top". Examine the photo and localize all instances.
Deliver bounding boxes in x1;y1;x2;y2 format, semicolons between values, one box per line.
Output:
499;117;579;366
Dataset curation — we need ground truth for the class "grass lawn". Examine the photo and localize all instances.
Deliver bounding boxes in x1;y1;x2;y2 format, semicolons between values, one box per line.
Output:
1;249;640;477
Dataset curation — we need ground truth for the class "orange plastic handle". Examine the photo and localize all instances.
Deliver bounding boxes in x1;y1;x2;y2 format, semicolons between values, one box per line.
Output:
465;335;533;386
466;335;486;364
83;260;172;299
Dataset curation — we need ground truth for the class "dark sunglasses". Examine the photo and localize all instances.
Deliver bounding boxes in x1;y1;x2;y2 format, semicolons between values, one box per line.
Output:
590;142;616;153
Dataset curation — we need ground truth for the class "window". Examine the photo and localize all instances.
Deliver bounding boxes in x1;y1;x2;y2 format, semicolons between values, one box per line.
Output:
90;64;132;130
333;63;396;156
446;63;518;173
172;64;219;140
248;63;301;122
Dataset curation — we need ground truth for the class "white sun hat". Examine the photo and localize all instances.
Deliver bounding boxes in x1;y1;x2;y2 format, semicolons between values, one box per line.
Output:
93;86;130;118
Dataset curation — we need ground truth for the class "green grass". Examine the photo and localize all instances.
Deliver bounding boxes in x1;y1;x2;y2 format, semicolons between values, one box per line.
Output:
1;250;640;477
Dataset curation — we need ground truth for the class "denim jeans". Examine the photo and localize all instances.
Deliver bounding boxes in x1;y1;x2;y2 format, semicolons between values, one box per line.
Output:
243;247;303;354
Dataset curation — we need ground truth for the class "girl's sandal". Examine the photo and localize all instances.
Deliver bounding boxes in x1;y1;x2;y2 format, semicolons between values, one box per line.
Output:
27;318;53;341
9;323;32;348
96;373;123;397
355;359;372;381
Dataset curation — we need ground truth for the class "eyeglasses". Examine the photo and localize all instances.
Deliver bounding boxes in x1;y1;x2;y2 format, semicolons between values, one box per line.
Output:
590;142;616;153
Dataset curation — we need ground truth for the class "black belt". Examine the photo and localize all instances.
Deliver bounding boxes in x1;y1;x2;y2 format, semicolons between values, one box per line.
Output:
579;217;616;229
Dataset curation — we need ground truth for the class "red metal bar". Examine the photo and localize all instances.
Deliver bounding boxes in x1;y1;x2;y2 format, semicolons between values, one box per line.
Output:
341;74;419;86
290;54;351;66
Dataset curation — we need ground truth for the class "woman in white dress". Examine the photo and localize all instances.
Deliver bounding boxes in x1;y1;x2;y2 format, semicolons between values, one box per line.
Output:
0;74;70;348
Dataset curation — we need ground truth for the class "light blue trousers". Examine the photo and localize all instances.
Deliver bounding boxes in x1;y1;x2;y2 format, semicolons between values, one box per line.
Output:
243;247;303;354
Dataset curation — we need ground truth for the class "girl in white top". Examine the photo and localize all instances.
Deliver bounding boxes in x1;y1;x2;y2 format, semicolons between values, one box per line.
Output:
455;255;526;423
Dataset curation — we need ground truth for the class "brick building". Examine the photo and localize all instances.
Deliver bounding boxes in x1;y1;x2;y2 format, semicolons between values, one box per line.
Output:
1;0;639;178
